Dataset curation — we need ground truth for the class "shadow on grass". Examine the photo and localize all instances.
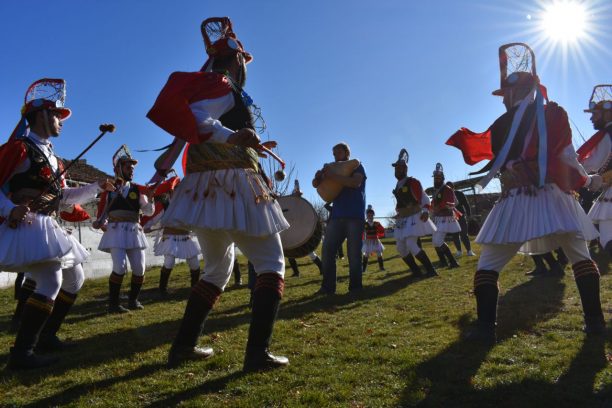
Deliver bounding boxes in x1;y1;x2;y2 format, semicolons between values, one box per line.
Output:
400;273;584;406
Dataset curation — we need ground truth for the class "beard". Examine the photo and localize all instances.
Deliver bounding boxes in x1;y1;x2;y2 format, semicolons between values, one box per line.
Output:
434;180;443;188
593;117;606;130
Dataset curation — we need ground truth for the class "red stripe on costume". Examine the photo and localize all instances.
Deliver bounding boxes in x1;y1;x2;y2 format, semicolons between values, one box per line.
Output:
254;273;285;298
147;72;232;144
577;130;607;163
192;280;222;309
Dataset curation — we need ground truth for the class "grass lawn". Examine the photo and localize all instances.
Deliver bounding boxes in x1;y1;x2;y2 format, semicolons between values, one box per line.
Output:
1;239;611;407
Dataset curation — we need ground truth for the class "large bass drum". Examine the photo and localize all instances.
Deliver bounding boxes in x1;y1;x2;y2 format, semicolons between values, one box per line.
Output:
277;196;323;258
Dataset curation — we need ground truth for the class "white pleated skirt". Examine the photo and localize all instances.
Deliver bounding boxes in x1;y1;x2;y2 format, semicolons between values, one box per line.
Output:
432;215;461;233
161;168;289;237
0;214;88;271
362;238;384;255
154;233;201;259
588;187;612;222
394;213;437;239
98;222;148;253
476;183;598;253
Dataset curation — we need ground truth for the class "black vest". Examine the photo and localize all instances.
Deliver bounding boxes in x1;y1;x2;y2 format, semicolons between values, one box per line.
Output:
108;185;141;213
393;178;419;208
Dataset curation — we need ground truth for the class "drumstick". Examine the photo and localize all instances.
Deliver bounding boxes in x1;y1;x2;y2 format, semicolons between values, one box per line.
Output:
258;145;285;170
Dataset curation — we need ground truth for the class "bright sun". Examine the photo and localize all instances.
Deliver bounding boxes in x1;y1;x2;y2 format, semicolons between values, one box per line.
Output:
541;1;588;42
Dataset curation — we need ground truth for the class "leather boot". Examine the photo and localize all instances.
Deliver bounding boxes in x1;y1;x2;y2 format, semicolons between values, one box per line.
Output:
243;273;288;372
573;260;605;335
402;254;422;276
606;241;612;259
415;250;438;277
313;256;323;275
288;258;300;277
7;294;58;370
14;272;25;300
377;256;385;271
233;260;243;285
158;267;172;295
442;243;460;268
526;255;548;276
190;269;201;287
10;278;36;332
38;290;78;352
543;252;564;276
435;247;449;268
168;280;221;367
108;272;128;314
465;270;498;345
362;256;368;273
128;275;145;310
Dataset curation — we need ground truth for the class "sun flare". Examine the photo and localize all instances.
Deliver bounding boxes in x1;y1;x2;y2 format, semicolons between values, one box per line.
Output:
541;1;588;43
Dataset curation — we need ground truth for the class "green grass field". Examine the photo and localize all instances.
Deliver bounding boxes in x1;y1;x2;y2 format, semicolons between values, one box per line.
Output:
1;239;611;407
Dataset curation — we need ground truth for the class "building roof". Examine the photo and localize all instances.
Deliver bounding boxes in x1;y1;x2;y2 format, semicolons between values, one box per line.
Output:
61;159;113;184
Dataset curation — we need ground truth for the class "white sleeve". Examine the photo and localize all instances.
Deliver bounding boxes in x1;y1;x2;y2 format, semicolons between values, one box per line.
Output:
143;209;164;230
581;135;611;174
61;182;102;206
139;194;155;216
559;144;592;187
420;192;431;208
0;191;16;218
189;93;236;143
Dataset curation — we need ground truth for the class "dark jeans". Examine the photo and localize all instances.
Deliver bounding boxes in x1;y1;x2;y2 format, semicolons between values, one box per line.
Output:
321;218;364;293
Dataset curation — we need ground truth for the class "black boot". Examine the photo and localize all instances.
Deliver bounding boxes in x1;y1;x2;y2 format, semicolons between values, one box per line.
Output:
14;272;25;300
243;273;288;372
362;256;369;273
159;267;172;295
543;252;564;276
555;248;569;267
38;290;78;352
466;270;498;345
168;280;220;366
377;256;385;271
573;260;605;335
313;256;323;275
190;269;201;287
7;293;58;370
435;247;449;268
288;258;300;277
108;272;128;314
442;243;460;268
606;241;612;259
526;255;547;276
402;254;422;276
233;260;243;285
415;250;438;277
128;275;145;310
10;278;36;332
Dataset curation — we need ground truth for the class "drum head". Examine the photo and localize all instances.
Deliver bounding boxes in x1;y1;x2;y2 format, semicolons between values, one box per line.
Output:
277;196;318;251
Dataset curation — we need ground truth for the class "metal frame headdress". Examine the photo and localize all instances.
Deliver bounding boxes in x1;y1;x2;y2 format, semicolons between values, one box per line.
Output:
392;148;409;167
584;84;612;113
112;144;138;171
200;17;253;72
492;43;537;96
433;162;444;177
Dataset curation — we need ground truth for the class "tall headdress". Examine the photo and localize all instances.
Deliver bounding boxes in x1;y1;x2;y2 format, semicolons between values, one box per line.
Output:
433;162;444;178
391;148;409;167
9;78;71;141
200;17;253;72
477;43;549;191
366;204;375;215
584;84;612;113
112;144;138;178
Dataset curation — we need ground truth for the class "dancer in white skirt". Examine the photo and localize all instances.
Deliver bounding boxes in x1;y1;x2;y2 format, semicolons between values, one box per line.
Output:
577;84;612;257
448;43;604;343
392;149;438;277
0;78;115;369
431;163;461;268
362;205;386;272
142;176;202;293
93;145;154;313
147;17;289;371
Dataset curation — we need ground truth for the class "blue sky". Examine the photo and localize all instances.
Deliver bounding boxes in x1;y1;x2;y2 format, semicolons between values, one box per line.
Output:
1;0;610;221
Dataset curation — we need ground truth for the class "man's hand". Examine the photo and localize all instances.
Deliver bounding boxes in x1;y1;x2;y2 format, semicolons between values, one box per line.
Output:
227;128;261;148
420;211;429;222
98;179;116;192
8;205;30;228
312;170;324;188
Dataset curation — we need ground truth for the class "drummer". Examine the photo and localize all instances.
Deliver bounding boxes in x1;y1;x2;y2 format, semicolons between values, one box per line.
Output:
312;142;367;294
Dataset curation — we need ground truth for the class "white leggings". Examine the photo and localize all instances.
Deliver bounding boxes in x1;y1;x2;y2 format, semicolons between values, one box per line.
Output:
110;248;146;276
396;237;422;257
164;254;200;270
599;220;612;248
25;263;85;298
432;231;447;247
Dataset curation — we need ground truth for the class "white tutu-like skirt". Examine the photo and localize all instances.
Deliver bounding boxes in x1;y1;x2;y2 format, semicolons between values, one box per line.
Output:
394;213;437;239
588;187;612;222
476;183;598;253
432;215;461;233
362;238;384;255
0;214;89;271
98;222;148;253
162;168;289;237
154;233;201;259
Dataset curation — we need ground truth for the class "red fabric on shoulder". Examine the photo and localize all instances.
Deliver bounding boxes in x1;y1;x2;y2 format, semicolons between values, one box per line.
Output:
60;204;90;222
375;222;385;238
0;140;28;187
577;130;606;163
446;127;493;165
407;178;423;202
147;72;232;144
